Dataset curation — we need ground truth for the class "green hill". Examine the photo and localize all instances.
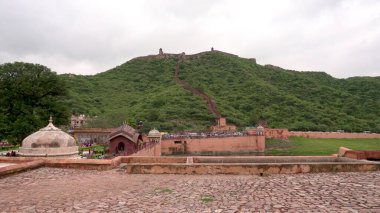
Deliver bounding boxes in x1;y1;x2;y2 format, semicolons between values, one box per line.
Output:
62;51;380;133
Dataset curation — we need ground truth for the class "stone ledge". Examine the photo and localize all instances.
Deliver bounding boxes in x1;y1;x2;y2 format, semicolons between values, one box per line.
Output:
0;160;44;177
1;155;379;177
343;150;380;160
123;162;380;175
0;157;120;177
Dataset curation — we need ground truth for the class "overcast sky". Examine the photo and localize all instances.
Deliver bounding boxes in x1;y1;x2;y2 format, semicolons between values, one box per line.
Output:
0;0;379;78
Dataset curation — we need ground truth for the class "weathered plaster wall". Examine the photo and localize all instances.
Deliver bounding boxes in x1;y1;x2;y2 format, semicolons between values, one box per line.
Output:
124;162;380;175
264;129;290;139
289;132;380;139
258;129;380;140
130;143;161;157
161;135;265;155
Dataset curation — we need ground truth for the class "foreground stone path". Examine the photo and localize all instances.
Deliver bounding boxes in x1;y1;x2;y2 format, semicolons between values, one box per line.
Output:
0;168;379;212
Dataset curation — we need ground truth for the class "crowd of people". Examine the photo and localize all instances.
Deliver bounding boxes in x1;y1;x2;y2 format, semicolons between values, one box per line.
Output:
4;150;17;157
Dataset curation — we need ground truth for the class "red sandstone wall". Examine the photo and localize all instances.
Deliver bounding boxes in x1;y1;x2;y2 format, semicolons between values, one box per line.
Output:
130;143;161;157
289;131;380;139
258;129;380;139
161;136;265;155
343;150;380;160
264;129;289;139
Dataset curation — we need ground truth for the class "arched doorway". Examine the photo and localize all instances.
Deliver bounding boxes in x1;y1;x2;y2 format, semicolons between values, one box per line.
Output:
116;142;125;154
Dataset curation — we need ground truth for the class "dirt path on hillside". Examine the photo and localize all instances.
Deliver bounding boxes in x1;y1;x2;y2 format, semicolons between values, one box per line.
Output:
173;54;221;118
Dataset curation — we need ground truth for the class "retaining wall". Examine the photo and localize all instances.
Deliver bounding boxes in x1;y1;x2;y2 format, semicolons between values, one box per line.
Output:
161;135;265;155
262;129;380;140
0;157;120;177
2;155;379;177
130;143;161;157
289;132;380;139
124;162;380;175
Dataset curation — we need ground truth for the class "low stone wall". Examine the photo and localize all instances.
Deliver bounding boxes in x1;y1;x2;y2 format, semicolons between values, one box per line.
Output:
260;129;380;140
43;158;116;170
130;143;161;157
0;157;121;177
343;150;380;160
289;131;380;139
18;146;79;157
264;129;289;139
124;162;380;175
161;135;265;155
0;160;44;177
192;156;358;163
119;156;187;164
2;155;379;177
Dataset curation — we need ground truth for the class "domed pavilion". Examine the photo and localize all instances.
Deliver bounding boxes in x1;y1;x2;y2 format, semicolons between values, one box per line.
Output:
19;117;79;157
147;128;161;143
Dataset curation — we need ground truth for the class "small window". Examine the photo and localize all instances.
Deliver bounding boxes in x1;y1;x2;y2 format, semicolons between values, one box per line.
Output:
174;141;182;144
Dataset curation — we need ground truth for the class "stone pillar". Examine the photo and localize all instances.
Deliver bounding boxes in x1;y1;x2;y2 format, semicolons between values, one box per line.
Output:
257;135;265;152
159;48;164;55
148;128;162;156
218;118;226;127
154;143;162;156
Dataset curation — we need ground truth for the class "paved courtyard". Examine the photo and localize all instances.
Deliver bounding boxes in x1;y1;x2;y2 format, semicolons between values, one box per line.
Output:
0;168;379;213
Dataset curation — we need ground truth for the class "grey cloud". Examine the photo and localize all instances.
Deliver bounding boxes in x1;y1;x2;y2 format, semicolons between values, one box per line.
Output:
0;0;379;78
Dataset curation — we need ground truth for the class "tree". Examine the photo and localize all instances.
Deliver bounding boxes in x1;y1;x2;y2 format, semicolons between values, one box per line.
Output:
0;62;69;145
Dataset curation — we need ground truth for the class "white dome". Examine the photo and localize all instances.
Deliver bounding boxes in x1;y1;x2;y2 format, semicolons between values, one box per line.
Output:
148;128;161;138
19;118;78;157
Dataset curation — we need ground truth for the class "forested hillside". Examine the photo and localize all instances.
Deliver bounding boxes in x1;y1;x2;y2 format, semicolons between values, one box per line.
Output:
62;51;380;133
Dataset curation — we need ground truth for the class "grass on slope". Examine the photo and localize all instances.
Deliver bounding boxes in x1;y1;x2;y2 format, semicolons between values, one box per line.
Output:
265;137;380;156
62;56;214;133
61;51;380;133
180;51;380;132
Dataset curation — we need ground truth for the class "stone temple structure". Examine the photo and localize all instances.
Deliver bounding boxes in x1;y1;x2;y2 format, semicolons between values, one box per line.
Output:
19;117;79;157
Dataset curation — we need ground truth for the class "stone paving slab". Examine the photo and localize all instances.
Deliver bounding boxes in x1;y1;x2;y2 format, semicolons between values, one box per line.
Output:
0;168;379;212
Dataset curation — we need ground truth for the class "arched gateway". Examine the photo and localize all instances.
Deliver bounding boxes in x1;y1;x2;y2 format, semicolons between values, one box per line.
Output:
108;124;143;156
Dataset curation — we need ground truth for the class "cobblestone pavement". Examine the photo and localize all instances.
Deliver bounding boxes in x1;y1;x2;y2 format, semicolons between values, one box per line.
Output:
0;168;379;213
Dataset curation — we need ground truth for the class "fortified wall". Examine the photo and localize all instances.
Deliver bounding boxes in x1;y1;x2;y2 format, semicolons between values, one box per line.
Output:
289;131;380;139
260;129;380;140
264;129;290;139
161;135;265;155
